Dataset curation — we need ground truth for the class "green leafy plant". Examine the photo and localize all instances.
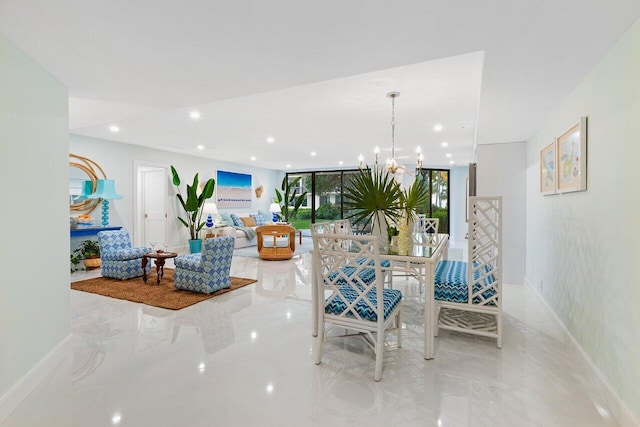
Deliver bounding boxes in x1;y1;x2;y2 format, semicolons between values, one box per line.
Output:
342;169;403;230
70;240;101;273
274;176;308;223
399;174;430;224
170;166;215;240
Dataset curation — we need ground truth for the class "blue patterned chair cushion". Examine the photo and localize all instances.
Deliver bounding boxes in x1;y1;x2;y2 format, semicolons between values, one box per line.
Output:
97;230;151;280
325;286;402;321
174;253;204;272
327;266;376;286
356;257;391;268
229;213;244;227
174;236;235;294
102;247;149;261
250;213;266;226
434;260;496;305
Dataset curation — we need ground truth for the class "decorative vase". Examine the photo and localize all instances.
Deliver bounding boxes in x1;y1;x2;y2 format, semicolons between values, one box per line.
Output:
397;214;413;256
83;256;101;269
371;210;388;250
189;239;202;254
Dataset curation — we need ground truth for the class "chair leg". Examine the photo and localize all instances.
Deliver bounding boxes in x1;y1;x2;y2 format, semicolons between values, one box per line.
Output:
434;304;440;337
315;321;325;365
397;309;402;349
374;330;384;382
496;312;503;349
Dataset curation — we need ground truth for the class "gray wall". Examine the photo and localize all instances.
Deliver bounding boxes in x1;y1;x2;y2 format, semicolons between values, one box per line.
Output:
526;18;640;423
477;142;527;284
0;34;70;410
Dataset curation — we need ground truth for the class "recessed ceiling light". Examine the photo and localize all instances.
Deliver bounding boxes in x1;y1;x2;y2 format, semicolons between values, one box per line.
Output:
109;125;120;133
446;153;452;158
433;124;443;132
190;111;201;119
286;164;291;169
310;152;316;157
449;160;455;164
197;145;204;150
441;142;448;147
250;156;256;161
266;137;275;143
338;161;344;165
111;414;122;424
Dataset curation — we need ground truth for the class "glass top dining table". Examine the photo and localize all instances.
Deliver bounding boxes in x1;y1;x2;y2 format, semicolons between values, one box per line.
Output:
311;232;449;360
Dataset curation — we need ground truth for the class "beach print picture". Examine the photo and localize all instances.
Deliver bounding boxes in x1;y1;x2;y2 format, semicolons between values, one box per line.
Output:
540;141;556;195
556;116;587;193
216;170;252;208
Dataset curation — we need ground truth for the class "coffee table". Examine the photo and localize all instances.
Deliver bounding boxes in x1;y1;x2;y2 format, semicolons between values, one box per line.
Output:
142;251;178;285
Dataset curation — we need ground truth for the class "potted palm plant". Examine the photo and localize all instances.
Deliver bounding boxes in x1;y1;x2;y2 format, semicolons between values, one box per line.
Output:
71;239;101;271
343;169;403;247
396;174;430;254
274;176;308;223
170;166;215;253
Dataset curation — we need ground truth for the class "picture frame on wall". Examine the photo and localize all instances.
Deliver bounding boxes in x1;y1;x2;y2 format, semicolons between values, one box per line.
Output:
215;170;252;209
540;141;556;195
556;116;588;193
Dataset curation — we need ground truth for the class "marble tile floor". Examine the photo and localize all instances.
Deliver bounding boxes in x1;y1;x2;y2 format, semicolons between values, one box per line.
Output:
2;252;623;426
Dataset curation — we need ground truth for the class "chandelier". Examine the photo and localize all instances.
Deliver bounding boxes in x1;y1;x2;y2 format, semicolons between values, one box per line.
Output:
385;91;413;175
358;91;423;174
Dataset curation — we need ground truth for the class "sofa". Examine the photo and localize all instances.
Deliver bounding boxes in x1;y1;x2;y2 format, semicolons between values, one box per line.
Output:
211;210;272;249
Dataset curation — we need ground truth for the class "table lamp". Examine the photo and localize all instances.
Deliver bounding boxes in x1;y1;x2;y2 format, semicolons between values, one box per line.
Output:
269;203;281;223
87;179;123;226
203;202;218;232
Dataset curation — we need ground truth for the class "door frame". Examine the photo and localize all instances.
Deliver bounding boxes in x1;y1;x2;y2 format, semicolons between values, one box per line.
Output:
133;161;170;248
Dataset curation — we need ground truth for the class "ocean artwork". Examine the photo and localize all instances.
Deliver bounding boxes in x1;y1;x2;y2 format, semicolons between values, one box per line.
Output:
216;170;252;208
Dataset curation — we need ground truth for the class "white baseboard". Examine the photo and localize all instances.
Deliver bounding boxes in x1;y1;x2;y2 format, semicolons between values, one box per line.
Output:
0;334;72;423
523;277;639;427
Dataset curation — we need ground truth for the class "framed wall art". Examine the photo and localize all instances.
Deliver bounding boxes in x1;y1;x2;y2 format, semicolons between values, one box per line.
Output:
216;170;252;209
540;141;556;195
556;116;587;193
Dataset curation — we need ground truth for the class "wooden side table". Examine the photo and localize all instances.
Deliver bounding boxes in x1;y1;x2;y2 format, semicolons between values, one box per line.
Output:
142;251;178;285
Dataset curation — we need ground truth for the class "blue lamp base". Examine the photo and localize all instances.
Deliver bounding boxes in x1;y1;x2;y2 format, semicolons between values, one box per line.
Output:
101;200;110;226
272;212;279;222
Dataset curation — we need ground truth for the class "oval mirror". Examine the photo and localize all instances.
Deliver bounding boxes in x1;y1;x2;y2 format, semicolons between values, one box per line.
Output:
69;154;106;213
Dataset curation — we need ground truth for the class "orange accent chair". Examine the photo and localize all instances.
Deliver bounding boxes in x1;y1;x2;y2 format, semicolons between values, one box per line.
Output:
256;225;296;260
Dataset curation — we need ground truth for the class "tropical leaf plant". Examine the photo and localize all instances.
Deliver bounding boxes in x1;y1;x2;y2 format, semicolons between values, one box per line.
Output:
399;174;430;224
170;166;215;240
274;176;308;222
342;168;403;231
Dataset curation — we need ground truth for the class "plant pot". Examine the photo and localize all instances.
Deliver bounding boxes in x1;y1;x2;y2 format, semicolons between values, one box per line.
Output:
189;239;203;254
83;256;101;269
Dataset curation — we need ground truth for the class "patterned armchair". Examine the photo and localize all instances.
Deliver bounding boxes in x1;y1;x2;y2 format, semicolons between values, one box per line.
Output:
174;236;235;294
97;230;151;280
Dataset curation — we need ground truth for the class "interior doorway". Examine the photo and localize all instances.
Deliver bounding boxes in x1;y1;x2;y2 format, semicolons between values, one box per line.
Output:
134;163;169;249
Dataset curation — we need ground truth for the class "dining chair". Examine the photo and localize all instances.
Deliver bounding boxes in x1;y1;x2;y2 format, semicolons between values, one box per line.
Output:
312;233;402;381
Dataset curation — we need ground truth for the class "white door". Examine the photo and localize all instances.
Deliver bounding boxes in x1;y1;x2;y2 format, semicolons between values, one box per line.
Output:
143;168;167;247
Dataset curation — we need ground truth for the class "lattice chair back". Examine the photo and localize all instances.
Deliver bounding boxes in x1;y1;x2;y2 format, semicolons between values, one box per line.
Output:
310;222;332;234
333;219;352;235
174;236;235;294
312;233;403;381
97;230;151;280
433;196;502;347
415;217;439;234
467;196;502;308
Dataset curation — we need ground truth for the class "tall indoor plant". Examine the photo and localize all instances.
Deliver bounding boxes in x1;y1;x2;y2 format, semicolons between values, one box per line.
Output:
170;166;215;253
397;174;430;253
343;169;403;247
274;176;308;223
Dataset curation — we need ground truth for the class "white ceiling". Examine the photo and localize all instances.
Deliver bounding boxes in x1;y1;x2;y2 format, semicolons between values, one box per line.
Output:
1;1;639;170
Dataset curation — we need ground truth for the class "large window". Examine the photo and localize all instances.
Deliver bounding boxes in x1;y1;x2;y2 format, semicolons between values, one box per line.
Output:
416;168;450;233
286;168;450;234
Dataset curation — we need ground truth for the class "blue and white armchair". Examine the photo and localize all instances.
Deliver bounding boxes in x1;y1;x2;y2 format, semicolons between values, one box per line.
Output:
174;236;235;294
97;230;151;280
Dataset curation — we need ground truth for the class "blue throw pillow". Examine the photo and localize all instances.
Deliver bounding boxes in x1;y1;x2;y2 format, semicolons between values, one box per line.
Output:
250;213;266;226
230;213;244;227
258;209;272;223
220;212;233;226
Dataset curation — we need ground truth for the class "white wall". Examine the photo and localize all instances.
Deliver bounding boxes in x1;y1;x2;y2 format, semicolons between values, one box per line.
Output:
70;134;283;251
477;142;526;284
526;19;640;423
0;35;70;409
